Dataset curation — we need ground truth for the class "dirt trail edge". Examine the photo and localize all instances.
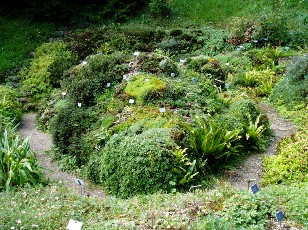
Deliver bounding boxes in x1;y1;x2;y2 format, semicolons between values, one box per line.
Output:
226;103;297;189
19;113;105;199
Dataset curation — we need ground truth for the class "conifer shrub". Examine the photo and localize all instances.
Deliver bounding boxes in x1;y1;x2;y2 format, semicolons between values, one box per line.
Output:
20;41;75;100
137;52;178;76
62;52;128;106
186;56;226;86
50;100;93;164
271;55;308;106
86;126;191;198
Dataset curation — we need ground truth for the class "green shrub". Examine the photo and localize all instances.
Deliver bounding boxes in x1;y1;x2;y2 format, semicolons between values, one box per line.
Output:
224;98;268;151
20;41;75;100
137;52;178;75
0;128;46;191
0;86;22;127
271;55;308;106
252;13;290;46
182;115;241;174
186;56;226;86
86;126;191;198
262;131;308;185
241;69;278;96
49;101;93;164
62;52;128;106
124;74;166;104
149;0;171;19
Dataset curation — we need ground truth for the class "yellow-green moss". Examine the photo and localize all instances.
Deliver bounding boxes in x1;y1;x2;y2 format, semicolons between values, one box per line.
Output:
124;74;166;105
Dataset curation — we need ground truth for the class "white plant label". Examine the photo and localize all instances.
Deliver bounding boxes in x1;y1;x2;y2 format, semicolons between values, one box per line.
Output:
67;219;83;230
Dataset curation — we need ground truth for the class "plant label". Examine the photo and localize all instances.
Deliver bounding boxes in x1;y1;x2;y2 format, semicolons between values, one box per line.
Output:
75;179;84;186
276;210;284;222
192;78;198;83
159;107;166;113
250;183;259;194
67;219;83;230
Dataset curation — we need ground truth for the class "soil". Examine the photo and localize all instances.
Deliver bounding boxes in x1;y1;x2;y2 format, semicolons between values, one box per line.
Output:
225;102;297;189
18;113;105;199
18;102;297;199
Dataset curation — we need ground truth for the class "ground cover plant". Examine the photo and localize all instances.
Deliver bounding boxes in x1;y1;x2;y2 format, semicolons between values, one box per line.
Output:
0;0;307;228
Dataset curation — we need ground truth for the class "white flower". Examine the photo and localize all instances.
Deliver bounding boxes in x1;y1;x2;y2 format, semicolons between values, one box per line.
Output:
133;51;140;56
159;107;166;113
62;92;66;96
106;82;111;87
82;60;88;65
77;102;82;108
129;99;135;104
170;72;176;77
180;59;186;63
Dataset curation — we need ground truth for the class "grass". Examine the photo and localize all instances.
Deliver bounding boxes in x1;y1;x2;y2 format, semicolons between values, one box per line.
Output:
0;181;307;229
0;18;54;81
169;0;307;26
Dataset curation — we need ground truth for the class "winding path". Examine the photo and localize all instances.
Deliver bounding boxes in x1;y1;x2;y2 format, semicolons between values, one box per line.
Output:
18;102;297;195
19;113;105;199
226;103;297;189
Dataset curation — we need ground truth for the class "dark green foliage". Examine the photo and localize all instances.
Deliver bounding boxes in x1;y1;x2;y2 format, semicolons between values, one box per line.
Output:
50;101;93;164
182;116;241;174
62;52;128;106
137;52;178;75
149;0;171;19
86;126;189;198
186;56;226;85
252;13;290;46
271;55;308;106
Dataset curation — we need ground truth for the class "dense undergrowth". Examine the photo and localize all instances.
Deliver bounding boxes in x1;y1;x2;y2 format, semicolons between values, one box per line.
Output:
0;0;307;228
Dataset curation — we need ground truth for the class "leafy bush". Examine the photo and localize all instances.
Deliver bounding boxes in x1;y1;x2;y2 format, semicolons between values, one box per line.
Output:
224;99;268;150
262;131;308;185
62;52;128;106
186;56;226;86
0;128;46;191
49;101;93;164
182;115;241;174
149;0;171;19
271;55;308;106
124;74;166;104
86;126;192;198
137;52;178;75
241;69;278;96
252;13;290;46
0;86;22;127
20;41;75;100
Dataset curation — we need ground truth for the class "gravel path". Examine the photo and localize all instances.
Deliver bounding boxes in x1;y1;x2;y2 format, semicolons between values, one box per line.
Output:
226;103;297;189
19;113;105;199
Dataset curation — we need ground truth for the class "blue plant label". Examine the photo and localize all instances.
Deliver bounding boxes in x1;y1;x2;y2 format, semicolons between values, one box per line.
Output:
276;210;284;222
192;78;198;83
250;183;259;194
74;179;84;186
